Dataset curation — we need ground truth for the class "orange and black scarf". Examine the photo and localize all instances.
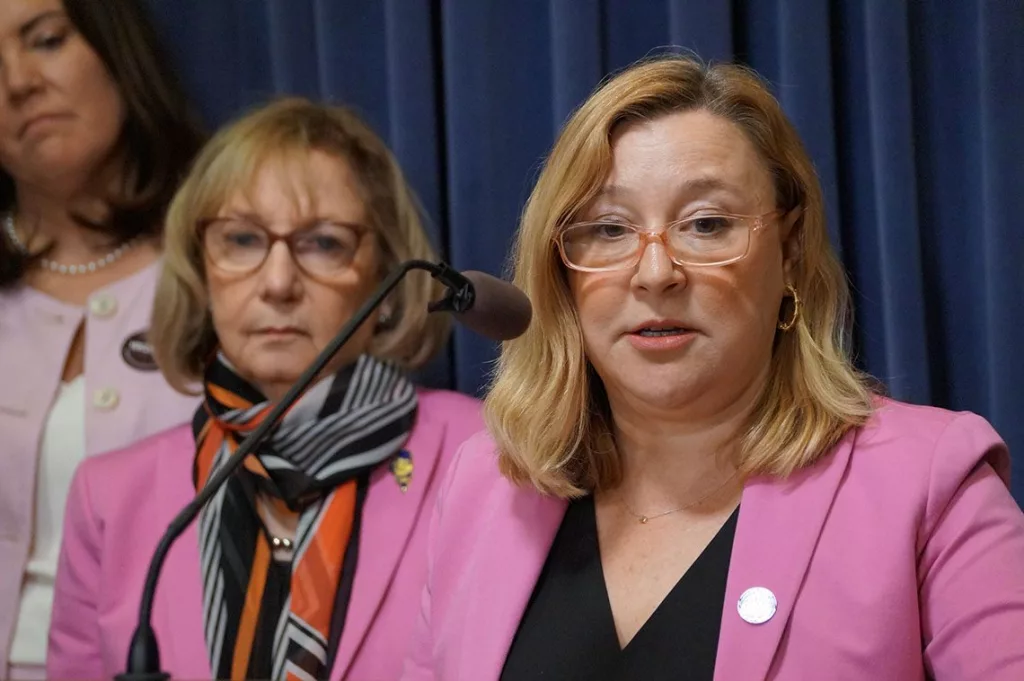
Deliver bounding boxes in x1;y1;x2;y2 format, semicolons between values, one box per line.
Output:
193;353;417;680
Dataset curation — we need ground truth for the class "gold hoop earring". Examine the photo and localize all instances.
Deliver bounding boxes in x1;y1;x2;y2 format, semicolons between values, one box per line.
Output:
778;284;801;332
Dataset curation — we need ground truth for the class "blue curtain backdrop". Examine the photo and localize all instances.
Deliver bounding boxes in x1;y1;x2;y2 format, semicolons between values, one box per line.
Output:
145;0;1024;502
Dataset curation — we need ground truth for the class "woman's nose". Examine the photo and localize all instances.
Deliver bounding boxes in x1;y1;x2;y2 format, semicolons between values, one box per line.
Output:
633;237;685;293
257;242;302;300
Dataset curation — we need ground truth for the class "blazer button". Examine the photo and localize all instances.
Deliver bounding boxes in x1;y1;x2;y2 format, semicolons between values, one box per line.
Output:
89;293;118;318
93;387;120;411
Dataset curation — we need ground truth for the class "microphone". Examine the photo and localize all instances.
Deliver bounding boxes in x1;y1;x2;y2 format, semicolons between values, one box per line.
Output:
117;260;530;680
429;265;532;341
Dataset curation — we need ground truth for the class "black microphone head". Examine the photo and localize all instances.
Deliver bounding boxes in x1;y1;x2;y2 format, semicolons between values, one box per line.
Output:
455;271;532;341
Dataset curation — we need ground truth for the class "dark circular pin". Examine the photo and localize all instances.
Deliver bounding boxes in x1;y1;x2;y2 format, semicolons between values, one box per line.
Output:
121;331;159;372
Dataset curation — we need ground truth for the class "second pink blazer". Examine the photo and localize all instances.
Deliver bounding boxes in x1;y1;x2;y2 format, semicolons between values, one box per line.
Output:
47;388;483;681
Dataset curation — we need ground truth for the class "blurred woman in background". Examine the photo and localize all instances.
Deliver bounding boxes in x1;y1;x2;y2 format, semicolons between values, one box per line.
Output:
0;0;204;677
47;98;483;681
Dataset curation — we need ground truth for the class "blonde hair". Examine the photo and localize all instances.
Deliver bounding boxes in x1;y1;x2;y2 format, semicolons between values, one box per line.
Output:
152;97;450;394
486;55;875;498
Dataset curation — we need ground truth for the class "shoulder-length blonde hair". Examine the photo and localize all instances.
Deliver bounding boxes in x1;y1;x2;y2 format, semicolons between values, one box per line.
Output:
486;55;875;498
152;97;450;394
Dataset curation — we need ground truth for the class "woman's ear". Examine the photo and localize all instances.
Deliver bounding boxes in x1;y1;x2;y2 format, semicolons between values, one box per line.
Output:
780;208;802;279
375;299;397;334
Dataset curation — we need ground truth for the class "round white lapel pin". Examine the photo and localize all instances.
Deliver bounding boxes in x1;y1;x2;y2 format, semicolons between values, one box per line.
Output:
737;586;777;624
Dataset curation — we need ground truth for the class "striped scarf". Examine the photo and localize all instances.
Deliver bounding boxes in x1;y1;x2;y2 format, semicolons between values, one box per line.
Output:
193;353;417;680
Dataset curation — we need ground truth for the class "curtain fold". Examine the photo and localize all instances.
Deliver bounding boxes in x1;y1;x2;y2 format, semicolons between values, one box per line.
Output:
147;0;1024;502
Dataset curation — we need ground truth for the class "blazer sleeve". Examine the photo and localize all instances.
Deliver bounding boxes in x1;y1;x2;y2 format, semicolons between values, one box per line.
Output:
919;413;1024;680
46;462;106;680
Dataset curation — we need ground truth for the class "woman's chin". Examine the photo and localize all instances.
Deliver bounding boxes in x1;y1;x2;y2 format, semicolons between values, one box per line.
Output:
244;361;306;396
598;361;719;414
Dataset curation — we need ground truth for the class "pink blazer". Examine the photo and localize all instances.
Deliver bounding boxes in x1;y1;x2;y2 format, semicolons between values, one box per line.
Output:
46;388;482;681
402;399;1024;680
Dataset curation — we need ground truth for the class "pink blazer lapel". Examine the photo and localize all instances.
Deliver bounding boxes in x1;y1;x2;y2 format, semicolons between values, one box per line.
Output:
713;436;855;681
455;486;567;680
142;415;450;680
330;423;444;680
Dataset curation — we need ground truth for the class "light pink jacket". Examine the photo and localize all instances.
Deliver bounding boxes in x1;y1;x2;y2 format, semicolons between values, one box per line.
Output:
0;262;199;671
46;389;483;681
403;399;1024;680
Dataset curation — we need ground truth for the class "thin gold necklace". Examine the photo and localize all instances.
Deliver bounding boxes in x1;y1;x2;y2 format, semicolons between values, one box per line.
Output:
620;470;740;524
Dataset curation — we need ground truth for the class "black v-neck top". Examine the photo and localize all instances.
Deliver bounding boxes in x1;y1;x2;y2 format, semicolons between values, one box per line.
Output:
500;496;739;681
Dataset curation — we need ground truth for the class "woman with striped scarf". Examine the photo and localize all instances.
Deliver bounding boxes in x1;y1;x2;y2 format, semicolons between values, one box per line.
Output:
45;97;484;681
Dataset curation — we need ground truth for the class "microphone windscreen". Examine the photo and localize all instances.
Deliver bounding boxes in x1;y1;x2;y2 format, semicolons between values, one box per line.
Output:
455;271;532;341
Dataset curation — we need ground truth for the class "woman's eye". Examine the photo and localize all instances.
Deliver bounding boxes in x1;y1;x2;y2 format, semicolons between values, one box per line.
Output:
690;216;733;234
33;31;68;51
311;236;345;251
594;222;631;239
295;231;358;255
226;232;263;248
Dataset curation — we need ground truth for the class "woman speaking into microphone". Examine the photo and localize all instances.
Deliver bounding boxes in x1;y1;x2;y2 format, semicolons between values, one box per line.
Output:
402;54;1024;680
46;97;483;681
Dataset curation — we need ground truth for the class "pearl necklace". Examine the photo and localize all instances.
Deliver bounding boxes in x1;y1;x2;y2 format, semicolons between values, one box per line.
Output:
3;212;134;275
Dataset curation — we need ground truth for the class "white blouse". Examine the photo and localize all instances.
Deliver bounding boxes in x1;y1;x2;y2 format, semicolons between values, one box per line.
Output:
8;376;86;665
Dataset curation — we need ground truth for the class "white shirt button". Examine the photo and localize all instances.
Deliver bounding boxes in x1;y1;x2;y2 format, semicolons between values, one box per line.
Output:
93;387;120;411
89;294;118;318
737;586;777;624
